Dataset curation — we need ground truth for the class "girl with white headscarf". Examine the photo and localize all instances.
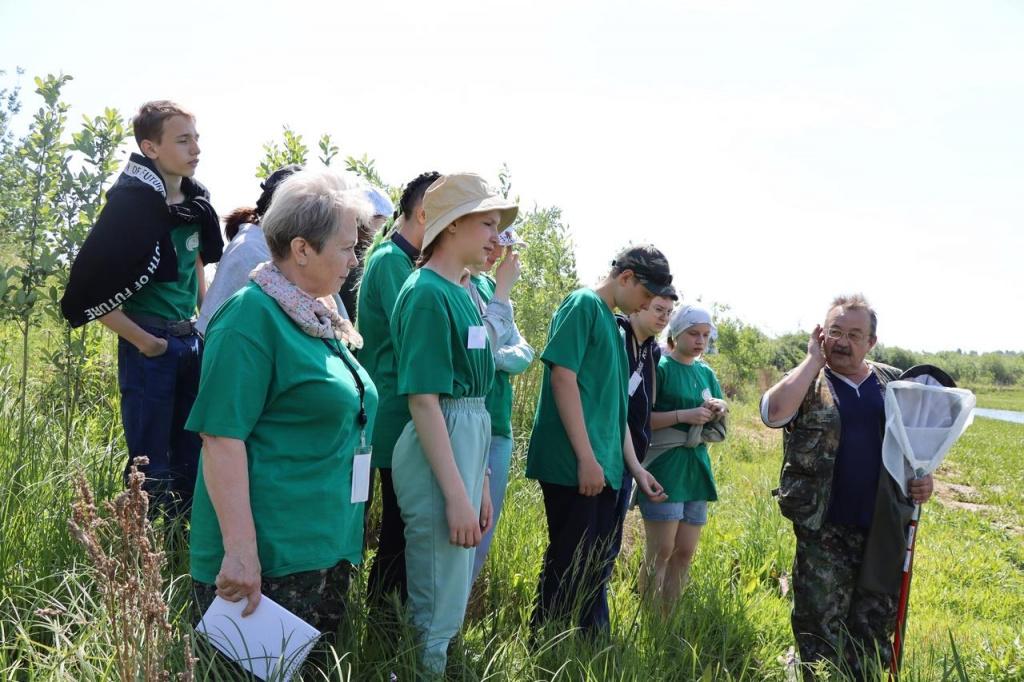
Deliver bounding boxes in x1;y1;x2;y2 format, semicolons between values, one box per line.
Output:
640;304;728;615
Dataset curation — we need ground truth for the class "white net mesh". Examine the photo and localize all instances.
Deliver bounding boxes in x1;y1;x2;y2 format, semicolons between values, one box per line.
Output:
882;379;976;496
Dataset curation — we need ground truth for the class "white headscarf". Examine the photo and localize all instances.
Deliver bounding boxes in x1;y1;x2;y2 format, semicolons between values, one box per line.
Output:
668;304;718;344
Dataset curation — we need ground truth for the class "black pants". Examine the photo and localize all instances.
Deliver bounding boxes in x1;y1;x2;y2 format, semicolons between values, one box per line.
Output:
366;467;407;608
531;481;618;635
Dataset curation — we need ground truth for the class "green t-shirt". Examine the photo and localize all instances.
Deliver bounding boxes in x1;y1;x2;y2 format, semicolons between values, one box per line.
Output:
356;240;415;467
392;268;495;401
525;288;628;490
186;283;378;583
470;274;514;438
648;355;723;503
123;223;199;320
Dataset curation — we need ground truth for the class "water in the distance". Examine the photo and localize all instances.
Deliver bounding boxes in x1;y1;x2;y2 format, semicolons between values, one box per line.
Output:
974;408;1024;425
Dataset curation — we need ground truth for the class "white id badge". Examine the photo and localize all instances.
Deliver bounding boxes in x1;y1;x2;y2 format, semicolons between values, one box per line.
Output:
628;370;643;396
467;325;487;349
351;446;372;504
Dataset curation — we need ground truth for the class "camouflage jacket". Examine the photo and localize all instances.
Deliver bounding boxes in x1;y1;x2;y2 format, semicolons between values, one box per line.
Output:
774;362;901;531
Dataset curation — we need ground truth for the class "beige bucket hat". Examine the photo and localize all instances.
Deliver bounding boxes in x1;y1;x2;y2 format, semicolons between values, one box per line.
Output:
422;173;519;250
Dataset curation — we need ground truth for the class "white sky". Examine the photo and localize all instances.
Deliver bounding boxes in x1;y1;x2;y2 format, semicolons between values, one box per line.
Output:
2;0;1021;352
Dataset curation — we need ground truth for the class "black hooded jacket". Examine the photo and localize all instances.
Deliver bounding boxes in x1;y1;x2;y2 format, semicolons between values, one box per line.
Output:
60;153;223;328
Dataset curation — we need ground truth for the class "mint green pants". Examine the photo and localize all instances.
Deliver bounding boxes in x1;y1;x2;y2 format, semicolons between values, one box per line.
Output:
392;397;490;676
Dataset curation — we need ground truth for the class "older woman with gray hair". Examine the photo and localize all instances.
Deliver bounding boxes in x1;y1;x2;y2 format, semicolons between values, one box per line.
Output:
187;168;378;636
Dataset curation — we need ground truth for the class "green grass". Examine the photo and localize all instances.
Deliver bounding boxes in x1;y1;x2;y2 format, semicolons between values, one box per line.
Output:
968;386;1024;412
1;351;1023;680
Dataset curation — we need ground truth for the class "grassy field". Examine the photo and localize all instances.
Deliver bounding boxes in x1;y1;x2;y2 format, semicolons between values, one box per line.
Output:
1;357;1023;679
968;386;1024;412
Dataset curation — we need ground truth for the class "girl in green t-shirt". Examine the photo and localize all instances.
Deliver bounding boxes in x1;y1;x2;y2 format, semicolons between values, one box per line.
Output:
641;304;728;616
389;172;517;676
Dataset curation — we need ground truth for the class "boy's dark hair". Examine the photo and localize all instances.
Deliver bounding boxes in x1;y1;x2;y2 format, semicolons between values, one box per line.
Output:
132;100;194;147
609;243;678;300
398;171;441;221
224;165;303;242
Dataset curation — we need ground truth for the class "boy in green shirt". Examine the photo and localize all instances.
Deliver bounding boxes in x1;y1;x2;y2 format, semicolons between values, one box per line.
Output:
62;100;222;517
358;171;439;608
527;244;673;635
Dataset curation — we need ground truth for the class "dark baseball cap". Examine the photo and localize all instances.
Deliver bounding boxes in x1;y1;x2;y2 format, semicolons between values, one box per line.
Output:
612;244;677;300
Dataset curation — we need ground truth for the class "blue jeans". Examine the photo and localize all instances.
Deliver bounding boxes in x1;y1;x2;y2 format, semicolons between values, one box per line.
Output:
117;326;202;517
472;434;514;583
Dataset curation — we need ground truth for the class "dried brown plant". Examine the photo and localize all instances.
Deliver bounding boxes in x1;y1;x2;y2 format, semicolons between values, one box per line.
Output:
67;456;195;681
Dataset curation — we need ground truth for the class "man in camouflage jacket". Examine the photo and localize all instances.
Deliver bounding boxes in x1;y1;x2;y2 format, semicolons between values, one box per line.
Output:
761;295;934;679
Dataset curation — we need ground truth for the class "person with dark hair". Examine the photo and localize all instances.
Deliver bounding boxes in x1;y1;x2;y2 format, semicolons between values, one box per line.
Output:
196;165;301;335
526;244;671;636
338;185;393;325
389;172;516;675
61;100;222;517
358;171;440;611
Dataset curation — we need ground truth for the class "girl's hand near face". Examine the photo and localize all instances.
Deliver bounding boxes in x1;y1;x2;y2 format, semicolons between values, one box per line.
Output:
493;248;522;302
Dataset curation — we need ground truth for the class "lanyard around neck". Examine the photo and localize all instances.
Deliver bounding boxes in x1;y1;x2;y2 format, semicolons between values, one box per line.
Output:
322;338;368;444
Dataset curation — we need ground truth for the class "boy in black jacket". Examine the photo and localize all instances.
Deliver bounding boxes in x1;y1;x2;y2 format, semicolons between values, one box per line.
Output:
62;100;222;517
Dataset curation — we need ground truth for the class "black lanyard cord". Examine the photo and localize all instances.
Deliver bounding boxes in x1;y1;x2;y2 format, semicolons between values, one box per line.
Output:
630;334;650;374
322;338;368;430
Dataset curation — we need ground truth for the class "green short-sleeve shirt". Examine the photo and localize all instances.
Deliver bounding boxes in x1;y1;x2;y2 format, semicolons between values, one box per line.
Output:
123;223;200;320
186;283;378;583
356;240;415;467
525;288;629;489
392;268;495;400
648;355;723;502
470;274;514;438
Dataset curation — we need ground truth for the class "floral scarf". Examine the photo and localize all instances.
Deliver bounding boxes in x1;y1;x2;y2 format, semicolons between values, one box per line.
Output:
250;261;363;350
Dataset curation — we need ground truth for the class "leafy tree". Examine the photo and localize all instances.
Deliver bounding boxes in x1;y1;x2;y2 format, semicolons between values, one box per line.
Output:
982;353;1022;386
255;125;308;179
708;309;774;398
317;133;339;167
0;74;71;445
509;206;580;434
769;332;808;372
43;107;129;458
870;343;920;371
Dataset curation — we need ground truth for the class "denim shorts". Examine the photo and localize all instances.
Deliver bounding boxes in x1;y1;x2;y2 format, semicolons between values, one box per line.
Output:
638;497;709;525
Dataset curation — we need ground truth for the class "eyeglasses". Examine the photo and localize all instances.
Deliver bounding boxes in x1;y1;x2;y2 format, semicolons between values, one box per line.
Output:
650;305;672;318
826;327;869;344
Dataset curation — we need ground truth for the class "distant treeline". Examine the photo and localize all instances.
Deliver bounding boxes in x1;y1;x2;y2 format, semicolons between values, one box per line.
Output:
708;314;1023;398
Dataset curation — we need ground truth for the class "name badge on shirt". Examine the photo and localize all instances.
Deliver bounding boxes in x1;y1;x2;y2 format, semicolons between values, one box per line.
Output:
351;445;372;504
628;369;644;396
467;325;487;350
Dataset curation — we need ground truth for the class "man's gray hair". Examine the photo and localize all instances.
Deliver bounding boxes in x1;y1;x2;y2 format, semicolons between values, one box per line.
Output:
828;293;877;337
262;168;374;260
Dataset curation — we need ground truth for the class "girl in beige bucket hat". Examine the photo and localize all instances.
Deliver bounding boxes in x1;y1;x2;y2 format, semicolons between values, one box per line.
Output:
388;172;517;674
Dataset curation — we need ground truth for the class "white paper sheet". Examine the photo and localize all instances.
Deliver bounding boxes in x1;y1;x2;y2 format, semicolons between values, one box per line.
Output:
197;595;321;681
